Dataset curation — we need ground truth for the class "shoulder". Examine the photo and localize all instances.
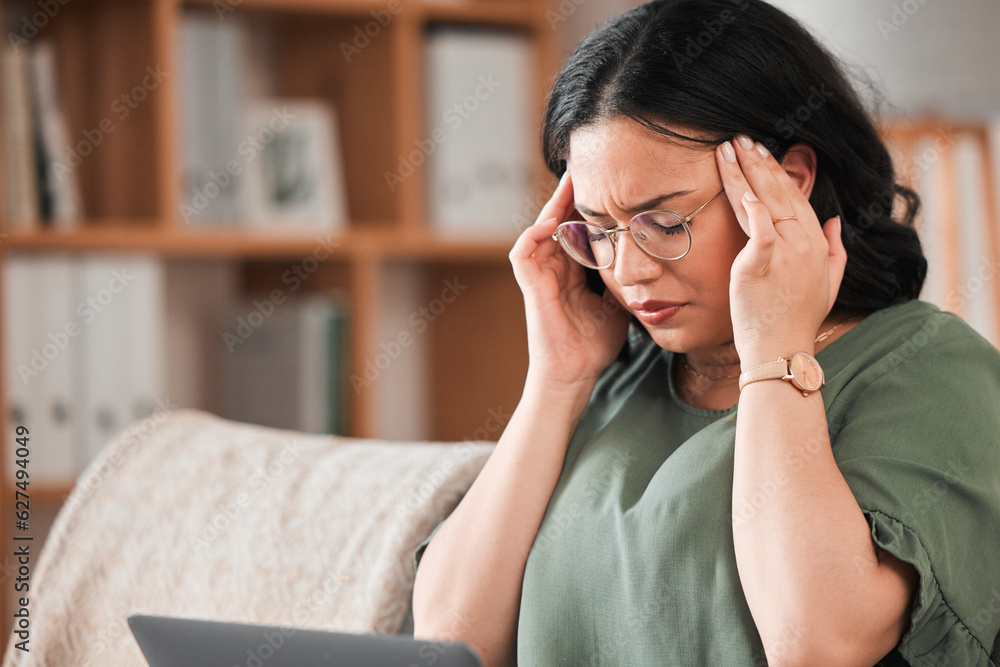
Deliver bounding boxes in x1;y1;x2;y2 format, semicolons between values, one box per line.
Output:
826;302;1000;664
825;299;1000;499
871;299;994;359
825;300;999;401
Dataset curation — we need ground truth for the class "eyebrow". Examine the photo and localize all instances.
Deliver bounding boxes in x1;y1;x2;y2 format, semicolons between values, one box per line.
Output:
575;190;695;219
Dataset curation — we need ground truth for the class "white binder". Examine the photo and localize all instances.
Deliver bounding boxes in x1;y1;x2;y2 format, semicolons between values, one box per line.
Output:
77;255;167;467
32;255;80;482
425;27;534;238
118;256;166;426
3;255;79;484
177;13;247;225
3;257;41;482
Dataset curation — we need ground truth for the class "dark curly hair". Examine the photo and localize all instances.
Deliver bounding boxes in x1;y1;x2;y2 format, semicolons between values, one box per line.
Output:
541;0;927;312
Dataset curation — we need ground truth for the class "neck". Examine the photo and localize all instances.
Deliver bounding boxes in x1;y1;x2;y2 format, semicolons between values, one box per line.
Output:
681;306;862;381
682;345;742;381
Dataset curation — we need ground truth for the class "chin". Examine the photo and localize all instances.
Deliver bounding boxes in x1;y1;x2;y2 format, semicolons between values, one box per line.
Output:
637;323;687;353
636;318;733;358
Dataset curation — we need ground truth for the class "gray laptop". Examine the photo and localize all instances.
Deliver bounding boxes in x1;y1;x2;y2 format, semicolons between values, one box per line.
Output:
128;614;484;667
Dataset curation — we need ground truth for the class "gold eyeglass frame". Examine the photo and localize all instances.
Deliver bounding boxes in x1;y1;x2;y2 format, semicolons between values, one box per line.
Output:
552;188;725;269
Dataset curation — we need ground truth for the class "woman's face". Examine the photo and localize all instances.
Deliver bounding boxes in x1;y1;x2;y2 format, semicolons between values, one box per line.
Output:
567;117;748;355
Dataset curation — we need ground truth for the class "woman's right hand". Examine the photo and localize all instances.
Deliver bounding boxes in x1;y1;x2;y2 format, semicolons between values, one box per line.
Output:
509;169;631;388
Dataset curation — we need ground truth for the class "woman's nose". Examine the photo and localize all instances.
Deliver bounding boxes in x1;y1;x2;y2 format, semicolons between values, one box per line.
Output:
612;230;663;286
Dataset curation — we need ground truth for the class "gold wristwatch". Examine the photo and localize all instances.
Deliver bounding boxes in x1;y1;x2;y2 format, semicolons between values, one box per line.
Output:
738;352;825;397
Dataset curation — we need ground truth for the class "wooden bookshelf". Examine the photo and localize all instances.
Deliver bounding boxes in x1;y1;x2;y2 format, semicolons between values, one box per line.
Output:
0;0;556;643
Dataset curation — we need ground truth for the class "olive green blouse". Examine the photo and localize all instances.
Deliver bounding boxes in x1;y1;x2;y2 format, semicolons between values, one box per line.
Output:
417;300;1000;666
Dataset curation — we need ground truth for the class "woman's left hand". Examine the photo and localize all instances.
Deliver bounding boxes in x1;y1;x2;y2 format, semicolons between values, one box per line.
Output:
715;135;848;368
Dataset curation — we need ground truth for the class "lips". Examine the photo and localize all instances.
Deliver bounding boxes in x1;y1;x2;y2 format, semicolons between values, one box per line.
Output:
628;300;685;326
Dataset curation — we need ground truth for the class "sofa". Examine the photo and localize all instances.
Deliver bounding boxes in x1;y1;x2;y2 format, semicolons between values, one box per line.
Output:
1;409;493;666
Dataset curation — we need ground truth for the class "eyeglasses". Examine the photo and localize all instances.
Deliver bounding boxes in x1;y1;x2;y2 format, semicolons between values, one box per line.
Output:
551;189;725;269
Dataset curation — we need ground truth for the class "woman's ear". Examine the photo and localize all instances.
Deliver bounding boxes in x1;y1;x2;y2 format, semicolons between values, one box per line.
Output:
780;143;818;199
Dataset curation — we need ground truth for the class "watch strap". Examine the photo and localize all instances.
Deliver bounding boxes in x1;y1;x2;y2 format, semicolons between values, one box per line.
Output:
738;358;789;391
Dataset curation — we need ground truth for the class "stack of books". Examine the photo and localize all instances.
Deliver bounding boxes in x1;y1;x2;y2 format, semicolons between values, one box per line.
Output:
2;41;82;229
215;294;350;436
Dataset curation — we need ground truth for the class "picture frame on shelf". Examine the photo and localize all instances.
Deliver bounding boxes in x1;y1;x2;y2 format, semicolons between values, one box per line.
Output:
240;99;348;235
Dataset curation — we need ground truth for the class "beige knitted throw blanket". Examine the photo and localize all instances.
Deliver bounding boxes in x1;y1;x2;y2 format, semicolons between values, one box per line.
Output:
2;409;493;666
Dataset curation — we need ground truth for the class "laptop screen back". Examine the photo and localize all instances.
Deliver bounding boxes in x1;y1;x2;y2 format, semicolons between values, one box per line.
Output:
128;614;484;667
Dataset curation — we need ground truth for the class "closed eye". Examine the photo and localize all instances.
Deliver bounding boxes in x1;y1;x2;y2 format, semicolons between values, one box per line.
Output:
652;222;686;236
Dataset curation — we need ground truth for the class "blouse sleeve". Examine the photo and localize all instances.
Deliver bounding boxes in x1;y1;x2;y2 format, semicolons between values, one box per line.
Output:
830;316;1000;666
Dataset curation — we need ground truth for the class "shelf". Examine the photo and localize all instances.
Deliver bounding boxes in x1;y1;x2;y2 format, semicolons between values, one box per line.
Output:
0;226;518;261
1;225;360;258
416;1;546;28
185;0;542;26
0;0;553;641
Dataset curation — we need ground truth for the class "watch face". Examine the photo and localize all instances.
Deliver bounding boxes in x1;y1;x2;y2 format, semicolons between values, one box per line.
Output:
789;352;824;392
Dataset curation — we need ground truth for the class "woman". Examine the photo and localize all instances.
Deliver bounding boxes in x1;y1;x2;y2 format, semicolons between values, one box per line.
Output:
412;1;1000;665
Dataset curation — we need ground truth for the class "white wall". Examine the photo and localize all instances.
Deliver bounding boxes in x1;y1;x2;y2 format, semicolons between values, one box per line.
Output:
561;0;1000;116
556;0;639;58
766;0;1000;116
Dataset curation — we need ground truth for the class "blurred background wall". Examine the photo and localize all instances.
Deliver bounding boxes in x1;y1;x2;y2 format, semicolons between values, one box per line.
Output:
563;0;1000;116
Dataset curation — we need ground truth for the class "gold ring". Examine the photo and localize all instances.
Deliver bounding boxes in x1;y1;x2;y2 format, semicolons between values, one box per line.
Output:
772;216;798;223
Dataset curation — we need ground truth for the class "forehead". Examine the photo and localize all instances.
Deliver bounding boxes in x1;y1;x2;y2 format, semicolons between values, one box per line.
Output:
567;118;716;197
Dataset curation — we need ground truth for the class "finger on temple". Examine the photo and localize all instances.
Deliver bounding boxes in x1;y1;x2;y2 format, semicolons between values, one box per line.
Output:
535;170;575;226
715;142;753;237
732;138;797;232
